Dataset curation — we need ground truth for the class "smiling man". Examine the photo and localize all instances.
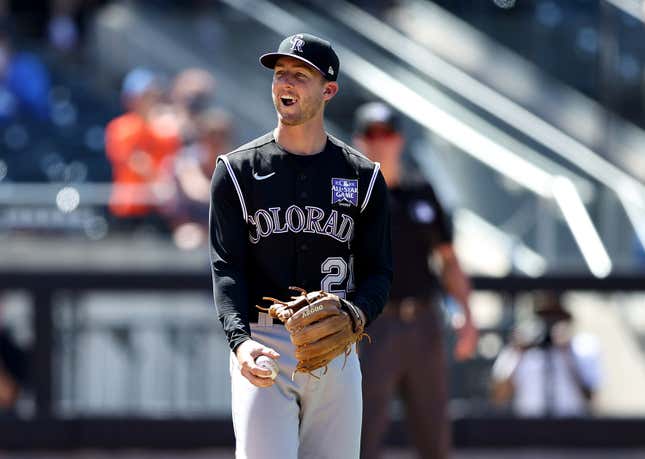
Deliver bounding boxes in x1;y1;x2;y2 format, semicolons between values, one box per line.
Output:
208;33;392;458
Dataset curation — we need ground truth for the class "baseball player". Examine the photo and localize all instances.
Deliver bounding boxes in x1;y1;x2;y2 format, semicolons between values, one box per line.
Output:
353;102;478;459
209;34;392;459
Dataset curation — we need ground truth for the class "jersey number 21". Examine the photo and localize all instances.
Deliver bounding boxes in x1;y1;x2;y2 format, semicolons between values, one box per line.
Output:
321;256;355;299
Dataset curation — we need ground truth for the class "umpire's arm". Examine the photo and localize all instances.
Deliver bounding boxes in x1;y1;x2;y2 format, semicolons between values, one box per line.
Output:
352;170;392;326
209;160;251;352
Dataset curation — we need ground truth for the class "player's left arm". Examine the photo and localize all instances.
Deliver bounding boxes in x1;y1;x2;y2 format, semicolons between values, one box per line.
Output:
351;170;392;326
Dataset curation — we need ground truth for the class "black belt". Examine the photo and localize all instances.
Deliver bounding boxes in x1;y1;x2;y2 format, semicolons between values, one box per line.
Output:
383;297;432;322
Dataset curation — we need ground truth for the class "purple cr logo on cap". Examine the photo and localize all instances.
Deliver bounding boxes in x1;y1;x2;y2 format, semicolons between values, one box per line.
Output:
260;32;340;82
290;34;305;53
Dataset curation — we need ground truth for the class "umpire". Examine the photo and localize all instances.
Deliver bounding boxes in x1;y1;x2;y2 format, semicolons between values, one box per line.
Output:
353;102;478;459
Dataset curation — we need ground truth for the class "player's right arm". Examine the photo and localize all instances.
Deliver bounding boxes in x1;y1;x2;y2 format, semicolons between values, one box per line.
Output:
209;159;279;387
209;159;253;352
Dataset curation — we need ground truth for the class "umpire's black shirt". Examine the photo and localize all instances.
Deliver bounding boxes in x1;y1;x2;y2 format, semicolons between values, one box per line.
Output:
389;183;453;301
209;132;392;351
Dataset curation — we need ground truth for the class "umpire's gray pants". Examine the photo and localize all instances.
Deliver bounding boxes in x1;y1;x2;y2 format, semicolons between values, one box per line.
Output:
230;320;363;459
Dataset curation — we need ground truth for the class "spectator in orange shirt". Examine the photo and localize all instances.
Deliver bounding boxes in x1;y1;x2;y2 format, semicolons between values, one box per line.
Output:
105;67;181;232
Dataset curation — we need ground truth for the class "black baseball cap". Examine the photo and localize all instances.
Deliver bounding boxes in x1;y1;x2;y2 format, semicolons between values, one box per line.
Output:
260;33;340;82
353;102;401;135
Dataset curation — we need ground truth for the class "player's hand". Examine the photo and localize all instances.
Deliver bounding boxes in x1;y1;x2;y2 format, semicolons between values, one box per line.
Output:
235;339;280;388
454;318;478;361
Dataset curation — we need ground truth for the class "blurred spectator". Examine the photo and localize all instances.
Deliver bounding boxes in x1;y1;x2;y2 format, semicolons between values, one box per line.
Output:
161;108;232;249
2;0;103;48
0;347;18;411
105;67;181;232
0;26;51;123
0;331;28;413
48;0;80;51
491;292;602;417
0;299;28;414
170;67;216;143
48;0;106;52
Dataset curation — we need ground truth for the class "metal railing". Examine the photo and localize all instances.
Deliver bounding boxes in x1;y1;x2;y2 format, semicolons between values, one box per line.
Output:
1;270;645;449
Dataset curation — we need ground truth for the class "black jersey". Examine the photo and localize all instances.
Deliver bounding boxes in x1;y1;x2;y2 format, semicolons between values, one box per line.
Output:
389;184;452;301
209;132;392;351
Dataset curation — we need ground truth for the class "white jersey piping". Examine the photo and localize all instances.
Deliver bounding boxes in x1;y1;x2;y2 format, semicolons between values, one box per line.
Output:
361;162;380;213
219;156;248;222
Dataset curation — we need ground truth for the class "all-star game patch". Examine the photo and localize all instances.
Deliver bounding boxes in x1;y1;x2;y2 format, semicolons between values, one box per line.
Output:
331;178;358;207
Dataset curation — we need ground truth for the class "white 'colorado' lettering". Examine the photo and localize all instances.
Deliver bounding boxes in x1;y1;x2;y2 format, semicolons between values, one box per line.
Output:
321;210;338;237
286;205;306;233
248;205;354;244
304;206;325;233
270;207;288;233
255;209;273;238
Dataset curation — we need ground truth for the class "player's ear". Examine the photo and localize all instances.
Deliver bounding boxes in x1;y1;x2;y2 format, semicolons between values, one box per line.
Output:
322;82;339;101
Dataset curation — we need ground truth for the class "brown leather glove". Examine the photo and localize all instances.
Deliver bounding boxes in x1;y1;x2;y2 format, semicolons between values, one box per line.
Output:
258;287;368;376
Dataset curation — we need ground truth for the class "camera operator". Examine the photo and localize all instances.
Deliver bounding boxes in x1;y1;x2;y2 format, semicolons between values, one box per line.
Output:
491;291;601;417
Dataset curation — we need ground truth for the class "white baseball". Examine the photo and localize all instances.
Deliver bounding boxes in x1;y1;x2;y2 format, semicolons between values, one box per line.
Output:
255;355;279;380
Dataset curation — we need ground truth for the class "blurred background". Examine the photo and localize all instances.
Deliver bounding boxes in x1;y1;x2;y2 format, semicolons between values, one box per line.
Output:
1;0;645;457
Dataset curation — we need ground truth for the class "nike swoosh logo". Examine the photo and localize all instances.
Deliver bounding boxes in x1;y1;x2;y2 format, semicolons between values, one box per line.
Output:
253;172;276;181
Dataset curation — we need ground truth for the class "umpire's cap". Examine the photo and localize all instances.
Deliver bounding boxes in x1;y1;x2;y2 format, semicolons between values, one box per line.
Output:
353;102;401;136
260;33;340;82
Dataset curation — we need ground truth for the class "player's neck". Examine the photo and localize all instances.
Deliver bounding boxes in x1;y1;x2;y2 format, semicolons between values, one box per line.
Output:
274;121;328;156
